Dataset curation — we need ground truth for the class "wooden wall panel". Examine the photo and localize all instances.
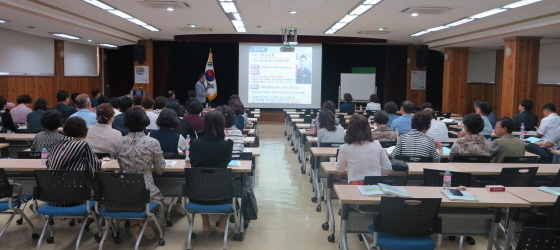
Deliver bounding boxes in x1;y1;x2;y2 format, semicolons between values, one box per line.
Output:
134;40;153;98
534;85;560;120
406;45;426;107
442;47;469;115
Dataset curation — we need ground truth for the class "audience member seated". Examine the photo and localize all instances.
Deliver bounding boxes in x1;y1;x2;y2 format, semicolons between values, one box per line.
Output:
69;94;97;126
490;117;525;163
52;90;77;121
315;100;339;130
70;92;80;109
336;114;391;184
228;94;251;127
26;98;48;130
0;96;15;133
189;111;234;236
317;110;345;144
149;108;187;158
230;100;247;130
366;94;381;111
166;91;179;104
371;111;397;141
98;95;110;106
384;101;399;127
339;93;355;113
152;96;167;115
112;96;134;136
30;109;65;151
513;99;538;131
142;97;159;131
133;94;144;108
46;117;101;178
90;88;101;109
392;110;443;162
539;126;560;164
115;107;165;239
526;103;560;163
10;94;33;125
451;113;491;157
390;100;414;134
166;102;196;139
422;102;449;143
184;97;197;115
216;105;244;153
184;100;204;131
109;97;122;116
84;103;122;158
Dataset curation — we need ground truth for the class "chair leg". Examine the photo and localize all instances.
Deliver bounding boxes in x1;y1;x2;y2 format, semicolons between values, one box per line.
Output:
17;207;36;236
0;211;17;237
459;236;464;250
98;218;112;250
187;213;195;250
223;213;231;250
166;197;177;226
151;213;164;243
76;215;91;250
37;216;50;250
134;220;149;250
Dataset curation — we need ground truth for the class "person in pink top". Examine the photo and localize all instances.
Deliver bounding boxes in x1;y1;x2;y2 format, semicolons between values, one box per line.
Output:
10;94;33;124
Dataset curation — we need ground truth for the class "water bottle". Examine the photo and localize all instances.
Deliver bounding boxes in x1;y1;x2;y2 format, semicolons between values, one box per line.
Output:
359;105;363;111
186;135;191;145
185;145;190;163
41;148;48;165
368;117;372;125
205;103;209;109
520;123;525;140
310;119;316;130
443;170;452;190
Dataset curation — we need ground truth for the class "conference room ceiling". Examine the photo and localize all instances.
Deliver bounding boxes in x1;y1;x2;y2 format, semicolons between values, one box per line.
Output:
0;0;559;50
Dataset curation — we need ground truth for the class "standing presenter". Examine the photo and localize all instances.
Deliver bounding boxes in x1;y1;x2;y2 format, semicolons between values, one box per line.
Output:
195;73;208;105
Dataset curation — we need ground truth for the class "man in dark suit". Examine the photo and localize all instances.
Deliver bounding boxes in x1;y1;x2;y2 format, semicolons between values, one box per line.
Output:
52;91;77;121
166;90;179;104
296;55;311;84
90;88;101;108
513;99;538;131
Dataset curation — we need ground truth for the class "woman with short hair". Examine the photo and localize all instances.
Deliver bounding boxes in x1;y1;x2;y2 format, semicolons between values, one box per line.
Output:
336;114;392;184
371;111;398;141
384;101;399;127
152;96;167;115
217;105;244;153
26;98;48;130
317;110;345;144
184;100;204;131
11;94;33;124
366;94;381;111
451;113;491;156
339;93;355;113
84;103;122;158
230;100;247;130
30;109;65;151
391;110;443;162
149;108;187;158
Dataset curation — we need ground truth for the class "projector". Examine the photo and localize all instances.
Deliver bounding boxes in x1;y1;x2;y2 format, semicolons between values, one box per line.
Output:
283;41;298;46
280;46;295;52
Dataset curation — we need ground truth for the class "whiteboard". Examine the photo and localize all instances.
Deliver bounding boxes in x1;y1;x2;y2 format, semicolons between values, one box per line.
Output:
467;50;496;83
64;41;98;76
340;73;376;100
539;42;560;83
0;28;54;75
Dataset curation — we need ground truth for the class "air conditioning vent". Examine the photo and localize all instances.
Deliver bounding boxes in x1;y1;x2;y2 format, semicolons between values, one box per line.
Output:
401;6;454;15
136;1;190;9
358;31;391;35
176;26;213;32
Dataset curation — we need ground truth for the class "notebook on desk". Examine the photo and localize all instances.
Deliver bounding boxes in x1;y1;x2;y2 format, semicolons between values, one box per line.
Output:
440;190;479;202
165;160;177;168
229;160;241;166
538;186;560;196
524;137;542;143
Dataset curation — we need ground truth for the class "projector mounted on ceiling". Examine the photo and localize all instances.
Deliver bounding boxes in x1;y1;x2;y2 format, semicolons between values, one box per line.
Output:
282;28;298;46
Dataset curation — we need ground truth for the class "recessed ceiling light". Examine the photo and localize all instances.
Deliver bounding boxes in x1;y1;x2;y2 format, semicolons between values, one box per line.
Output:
87;39;93;42
411;12;419;17
189;24;197;28
98;43;117;48
289;11;297;14
167;7;174;11
0;19;9;23
49;33;81;40
378;27;386;31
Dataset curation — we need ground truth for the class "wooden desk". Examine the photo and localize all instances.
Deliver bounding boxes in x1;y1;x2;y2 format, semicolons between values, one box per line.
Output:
310;147;337;157
248;118;258;123
0;143;9;149
507;187;559;206
104;160;252;173
244;136;255;145
406;162;464;175
0;133;36;140
551;150;560;156
298;128;316;135
0;159;118;171
448;163;560;175
296;123;310;129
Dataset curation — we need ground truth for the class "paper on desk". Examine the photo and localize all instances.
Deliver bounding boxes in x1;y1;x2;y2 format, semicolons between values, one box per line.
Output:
165;160;177;168
537;186;560;196
441;190;479;202
229;160;241;166
442;147;451;155
378;183;412;197
357;185;390;197
101;161;107;166
441;119;454;123
385;146;395;155
524;137;542;143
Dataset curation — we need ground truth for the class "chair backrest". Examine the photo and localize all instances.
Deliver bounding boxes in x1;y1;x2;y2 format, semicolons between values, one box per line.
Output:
95;172;149;206
377;197;441;236
162;152;176;159
340;123;349;129
16;129;44;134
450;155;491;163
0;137;8;158
241;130;249;135
34;170;89;203
423;169;472;187
378;141;396;148
94;152;111;159
553;169;560;187
183;168;233;201
17;151;41;159
363;175;408;186
232;152;252;160
319;142;344;148
497;167;538;187
302;117;313;123
502;156;538;164
547;196;560;229
516;227;560;250
394;155;432;163
0;168;12;199
298;114;313;119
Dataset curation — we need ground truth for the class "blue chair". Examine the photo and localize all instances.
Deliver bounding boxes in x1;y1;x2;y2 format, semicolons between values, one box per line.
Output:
183;168;236;250
33;170;101;250
95;172;165;249
0;168;37;239
365;197;442;250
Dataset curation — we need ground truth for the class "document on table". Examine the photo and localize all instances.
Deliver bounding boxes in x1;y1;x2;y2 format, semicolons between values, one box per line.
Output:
378;183;412;197
441;119;454;123
229;160;241;167
442;147;451;155
357;185;390;197
385;146;395;155
537;186;560;196
441;190;479;202
165;160;177;168
524;137;542;143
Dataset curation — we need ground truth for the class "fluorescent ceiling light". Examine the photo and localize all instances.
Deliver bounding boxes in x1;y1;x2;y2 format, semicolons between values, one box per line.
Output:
325;29;337;34
340;15;358;23
427;26;448;32
87;39;93;42
189;24;197;27
470;8;506;19
127;18;147;26
167;7;174;11
0;72;9;75
142;25;160;31
410;30;430;36
99;43;117;48
289;11;297;14
411;12;419;17
233;13;242;21
231;20;244;28
331;22;347;30
503;0;542;9
445;18;474;27
0;19;8;23
363;0;382;5
108;9;133;19
50;33;81;39
220;2;238;13
350;4;373;15
82;0;113;10
235;26;246;33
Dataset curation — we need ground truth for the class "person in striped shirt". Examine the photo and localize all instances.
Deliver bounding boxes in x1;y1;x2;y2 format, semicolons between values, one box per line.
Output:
217;105;244;153
392;110;443;162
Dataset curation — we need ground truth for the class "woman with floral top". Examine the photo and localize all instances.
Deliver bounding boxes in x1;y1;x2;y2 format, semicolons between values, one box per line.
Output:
451;113;491;158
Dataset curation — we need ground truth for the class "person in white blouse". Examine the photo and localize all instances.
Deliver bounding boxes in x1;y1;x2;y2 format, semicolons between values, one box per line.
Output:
365;94;381;111
336;114;392;185
141;97;159;130
84;103;122;158
421;103;449;143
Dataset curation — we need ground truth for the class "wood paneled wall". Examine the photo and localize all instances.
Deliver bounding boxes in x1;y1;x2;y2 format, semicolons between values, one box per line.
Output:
406;45;426;106
0;40;102;107
134;40;154;98
442;47;469;115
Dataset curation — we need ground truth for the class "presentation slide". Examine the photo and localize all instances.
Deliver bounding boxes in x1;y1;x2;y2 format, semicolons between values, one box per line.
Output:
239;44;322;108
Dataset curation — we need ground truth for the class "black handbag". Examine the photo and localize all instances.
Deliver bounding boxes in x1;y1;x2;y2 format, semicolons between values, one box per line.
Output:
389;159;409;171
243;190;258;221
